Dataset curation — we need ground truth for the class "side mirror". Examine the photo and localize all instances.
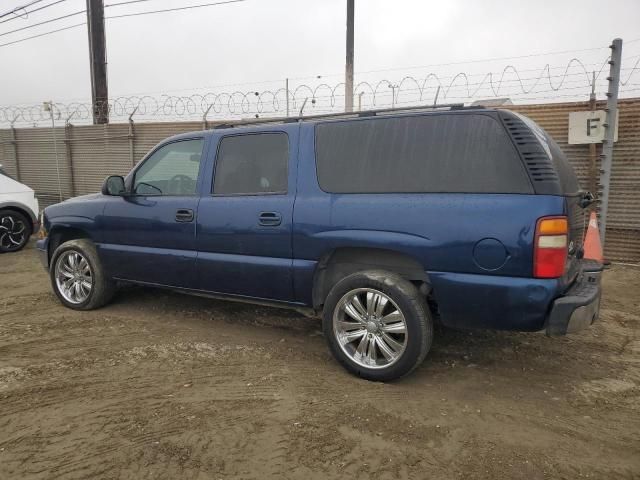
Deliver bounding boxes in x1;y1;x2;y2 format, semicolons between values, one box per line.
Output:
102;175;126;196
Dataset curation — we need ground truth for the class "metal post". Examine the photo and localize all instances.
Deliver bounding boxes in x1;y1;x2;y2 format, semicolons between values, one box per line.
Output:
86;0;109;124
358;91;364;111
285;78;290;117
432;86;441;108
588;71;598;199
45;101;63;202
64;120;76;197
128;107;138;167
389;84;397;109
345;0;354;112
299;97;309;116
202;104;213;130
9;119;20;182
598;38;622;247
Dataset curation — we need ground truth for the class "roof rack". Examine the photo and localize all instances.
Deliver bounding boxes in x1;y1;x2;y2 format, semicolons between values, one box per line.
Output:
212;102;482;129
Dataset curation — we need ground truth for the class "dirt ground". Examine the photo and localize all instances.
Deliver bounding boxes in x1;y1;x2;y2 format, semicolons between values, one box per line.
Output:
0;243;639;480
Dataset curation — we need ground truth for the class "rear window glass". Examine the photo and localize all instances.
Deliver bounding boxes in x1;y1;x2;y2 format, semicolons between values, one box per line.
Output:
315;113;533;194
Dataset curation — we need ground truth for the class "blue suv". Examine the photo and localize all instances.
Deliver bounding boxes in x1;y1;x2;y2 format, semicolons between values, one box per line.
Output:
37;106;602;381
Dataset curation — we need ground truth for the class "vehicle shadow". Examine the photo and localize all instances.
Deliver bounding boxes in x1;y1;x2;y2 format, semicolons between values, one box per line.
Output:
111;284;320;334
112;284;544;365
107;284;617;389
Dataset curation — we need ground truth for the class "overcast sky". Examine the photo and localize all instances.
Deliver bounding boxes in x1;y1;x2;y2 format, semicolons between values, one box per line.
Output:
0;0;639;121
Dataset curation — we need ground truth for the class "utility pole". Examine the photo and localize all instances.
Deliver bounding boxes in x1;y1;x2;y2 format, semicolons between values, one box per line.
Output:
345;0;354;112
598;38;622;247
86;0;108;124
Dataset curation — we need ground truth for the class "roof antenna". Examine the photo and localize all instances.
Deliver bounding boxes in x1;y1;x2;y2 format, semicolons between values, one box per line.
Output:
299;97;309;117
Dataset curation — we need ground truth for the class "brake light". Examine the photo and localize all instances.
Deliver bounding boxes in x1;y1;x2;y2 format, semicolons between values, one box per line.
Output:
534;216;568;278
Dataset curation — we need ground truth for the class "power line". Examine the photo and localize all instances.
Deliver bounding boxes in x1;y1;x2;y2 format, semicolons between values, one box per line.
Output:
0;0;247;45
0;0;153;27
0;0;68;25
104;0;163;7
0;0;47;20
310;46;613;79
0;1;636;67
0;8;85;37
106;0;246;20
0;21;83;48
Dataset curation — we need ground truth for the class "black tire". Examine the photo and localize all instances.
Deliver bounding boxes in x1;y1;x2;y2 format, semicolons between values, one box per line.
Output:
0;209;32;253
322;270;433;382
50;239;116;310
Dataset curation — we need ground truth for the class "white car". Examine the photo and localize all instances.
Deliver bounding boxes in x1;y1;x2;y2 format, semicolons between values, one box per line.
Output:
0;164;39;253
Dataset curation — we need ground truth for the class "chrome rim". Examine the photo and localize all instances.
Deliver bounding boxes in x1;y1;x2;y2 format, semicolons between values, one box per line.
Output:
0;214;27;250
333;288;408;369
54;250;93;304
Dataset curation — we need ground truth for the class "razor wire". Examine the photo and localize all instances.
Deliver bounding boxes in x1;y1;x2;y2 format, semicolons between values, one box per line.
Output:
2;55;639;126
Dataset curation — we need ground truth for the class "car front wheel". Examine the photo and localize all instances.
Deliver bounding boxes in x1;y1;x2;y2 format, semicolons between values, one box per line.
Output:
50;239;115;310
323;270;433;382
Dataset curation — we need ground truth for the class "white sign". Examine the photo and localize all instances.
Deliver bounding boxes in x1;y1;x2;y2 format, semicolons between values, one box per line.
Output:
568;110;618;145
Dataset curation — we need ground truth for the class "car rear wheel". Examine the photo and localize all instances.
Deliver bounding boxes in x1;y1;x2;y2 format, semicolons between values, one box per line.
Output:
323;270;433;381
50;239;115;310
0;209;32;253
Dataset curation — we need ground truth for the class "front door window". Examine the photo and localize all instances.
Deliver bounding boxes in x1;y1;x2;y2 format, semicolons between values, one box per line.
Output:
134;139;204;195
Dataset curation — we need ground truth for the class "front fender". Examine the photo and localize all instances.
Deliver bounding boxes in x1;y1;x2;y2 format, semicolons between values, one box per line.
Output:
48;216;99;241
44;216;100;267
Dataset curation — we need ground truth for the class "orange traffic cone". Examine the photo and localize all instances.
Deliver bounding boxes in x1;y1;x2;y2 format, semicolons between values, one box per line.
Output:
583;211;604;263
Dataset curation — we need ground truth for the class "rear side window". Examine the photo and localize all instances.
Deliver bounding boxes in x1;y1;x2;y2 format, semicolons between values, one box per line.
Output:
213;133;288;195
315;114;533;194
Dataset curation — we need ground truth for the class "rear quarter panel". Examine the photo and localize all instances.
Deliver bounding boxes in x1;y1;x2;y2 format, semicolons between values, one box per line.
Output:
293;122;567;331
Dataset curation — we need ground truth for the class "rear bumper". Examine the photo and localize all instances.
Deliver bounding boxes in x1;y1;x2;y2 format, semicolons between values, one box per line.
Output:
428;271;560;331
546;260;603;336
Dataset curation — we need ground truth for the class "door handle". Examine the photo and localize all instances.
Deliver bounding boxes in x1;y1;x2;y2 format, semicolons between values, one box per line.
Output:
175;209;194;222
259;211;282;226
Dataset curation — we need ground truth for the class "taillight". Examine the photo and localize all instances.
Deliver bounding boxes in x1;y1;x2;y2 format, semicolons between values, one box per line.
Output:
534;216;568;278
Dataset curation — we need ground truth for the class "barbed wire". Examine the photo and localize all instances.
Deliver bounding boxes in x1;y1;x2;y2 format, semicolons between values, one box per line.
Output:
621;56;640;85
2;56;639;127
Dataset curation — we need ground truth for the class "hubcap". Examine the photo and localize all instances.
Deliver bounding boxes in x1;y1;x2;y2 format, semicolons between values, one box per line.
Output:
333;288;408;369
54;251;93;304
0;215;27;250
